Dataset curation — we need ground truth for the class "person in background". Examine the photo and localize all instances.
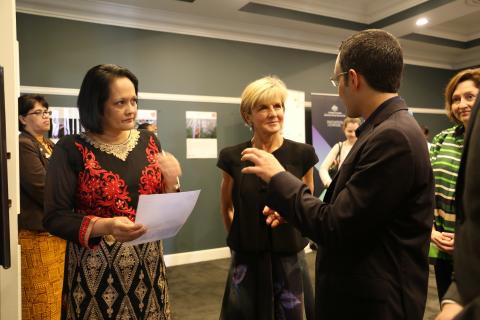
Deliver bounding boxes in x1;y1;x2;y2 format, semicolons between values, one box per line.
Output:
429;68;480;303
319;117;361;188
18;94;66;320
138;122;157;133
43;64;182;319
241;29;434;320
217;76;318;319
434;95;480;320
422;125;432;150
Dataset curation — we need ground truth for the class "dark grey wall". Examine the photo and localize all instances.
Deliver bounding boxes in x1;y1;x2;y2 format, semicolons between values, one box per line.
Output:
17;13;456;254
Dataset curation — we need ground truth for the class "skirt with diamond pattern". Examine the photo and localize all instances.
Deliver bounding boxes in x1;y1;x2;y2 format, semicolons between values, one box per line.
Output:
62;238;170;320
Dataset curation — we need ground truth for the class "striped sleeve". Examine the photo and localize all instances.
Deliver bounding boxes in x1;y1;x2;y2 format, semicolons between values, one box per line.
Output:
429;125;464;260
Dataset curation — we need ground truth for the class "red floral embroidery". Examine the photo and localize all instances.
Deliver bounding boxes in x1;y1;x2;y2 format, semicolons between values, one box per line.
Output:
78;215;97;248
75;142;135;221
139;136;165;195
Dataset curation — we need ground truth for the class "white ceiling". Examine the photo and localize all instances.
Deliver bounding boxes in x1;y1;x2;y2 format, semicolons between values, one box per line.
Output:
429;10;480;39
16;0;480;69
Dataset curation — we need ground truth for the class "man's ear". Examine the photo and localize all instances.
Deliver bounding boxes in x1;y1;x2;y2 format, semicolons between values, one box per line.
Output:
349;69;361;89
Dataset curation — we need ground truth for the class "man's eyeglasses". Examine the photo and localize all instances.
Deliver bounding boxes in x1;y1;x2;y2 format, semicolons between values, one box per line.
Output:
25;110;52;118
330;71;348;87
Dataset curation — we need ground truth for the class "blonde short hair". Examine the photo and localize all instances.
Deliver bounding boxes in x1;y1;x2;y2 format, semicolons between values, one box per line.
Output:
444;68;480;124
342;117;362;129
240;76;287;124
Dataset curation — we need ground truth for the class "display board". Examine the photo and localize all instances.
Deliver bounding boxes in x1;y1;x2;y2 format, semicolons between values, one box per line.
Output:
283;89;306;143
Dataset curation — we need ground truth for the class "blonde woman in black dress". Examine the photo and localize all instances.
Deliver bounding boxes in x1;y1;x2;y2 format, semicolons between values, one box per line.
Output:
218;76;318;319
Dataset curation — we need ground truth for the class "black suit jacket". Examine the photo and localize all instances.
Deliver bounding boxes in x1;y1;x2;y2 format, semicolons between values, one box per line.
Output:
18;131;53;231
444;97;480;319
266;97;434;319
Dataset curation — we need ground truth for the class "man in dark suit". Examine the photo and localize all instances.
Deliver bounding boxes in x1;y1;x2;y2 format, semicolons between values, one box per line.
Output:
435;96;480;320
241;29;434;319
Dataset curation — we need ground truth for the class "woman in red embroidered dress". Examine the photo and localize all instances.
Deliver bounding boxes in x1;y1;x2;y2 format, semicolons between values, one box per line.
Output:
43;64;181;320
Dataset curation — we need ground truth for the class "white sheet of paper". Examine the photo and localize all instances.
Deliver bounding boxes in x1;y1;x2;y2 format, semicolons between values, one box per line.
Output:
127;190;201;245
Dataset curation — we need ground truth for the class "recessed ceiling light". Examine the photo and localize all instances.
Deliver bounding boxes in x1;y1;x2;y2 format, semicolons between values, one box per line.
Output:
416;18;429;26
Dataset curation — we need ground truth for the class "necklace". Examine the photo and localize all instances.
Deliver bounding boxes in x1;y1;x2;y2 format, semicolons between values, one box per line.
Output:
38;137;53;156
81;129;140;161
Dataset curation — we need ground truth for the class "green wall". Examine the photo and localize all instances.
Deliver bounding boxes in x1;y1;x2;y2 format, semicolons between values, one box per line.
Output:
17;13;456;254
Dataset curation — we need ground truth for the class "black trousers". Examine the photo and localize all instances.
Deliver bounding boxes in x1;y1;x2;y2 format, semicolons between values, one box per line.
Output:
434;259;454;302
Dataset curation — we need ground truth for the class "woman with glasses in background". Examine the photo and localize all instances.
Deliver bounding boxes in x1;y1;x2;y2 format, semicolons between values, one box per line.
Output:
17;94;65;320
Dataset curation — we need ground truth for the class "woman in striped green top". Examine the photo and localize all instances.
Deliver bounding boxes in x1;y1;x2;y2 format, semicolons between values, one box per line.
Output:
429;68;480;302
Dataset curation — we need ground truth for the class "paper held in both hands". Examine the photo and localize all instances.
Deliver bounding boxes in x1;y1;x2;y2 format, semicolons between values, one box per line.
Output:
127;190;201;246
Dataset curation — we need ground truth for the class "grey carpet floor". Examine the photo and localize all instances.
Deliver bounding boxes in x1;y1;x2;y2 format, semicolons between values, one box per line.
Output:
167;252;440;319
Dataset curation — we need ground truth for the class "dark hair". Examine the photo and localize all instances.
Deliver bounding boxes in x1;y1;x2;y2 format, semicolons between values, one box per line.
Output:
137;123;151;130
421;125;429;136
444;68;480;124
339;29;403;93
18;94;49;132
77;64;138;133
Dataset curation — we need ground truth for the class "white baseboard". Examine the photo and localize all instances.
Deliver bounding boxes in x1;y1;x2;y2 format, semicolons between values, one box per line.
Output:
164;246;231;267
164;246;313;267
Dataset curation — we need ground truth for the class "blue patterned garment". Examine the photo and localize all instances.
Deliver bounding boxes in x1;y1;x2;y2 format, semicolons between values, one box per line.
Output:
220;250;314;320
